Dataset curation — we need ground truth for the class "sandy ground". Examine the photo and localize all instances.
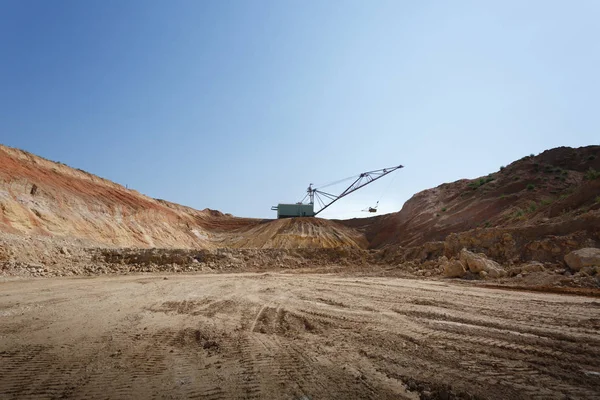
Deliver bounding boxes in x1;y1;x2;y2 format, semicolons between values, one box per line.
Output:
1;274;599;400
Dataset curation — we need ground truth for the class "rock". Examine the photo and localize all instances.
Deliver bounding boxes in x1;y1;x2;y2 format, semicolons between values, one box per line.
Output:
564;248;600;271
479;270;488;278
442;259;466;278
459;248;506;278
520;261;545;273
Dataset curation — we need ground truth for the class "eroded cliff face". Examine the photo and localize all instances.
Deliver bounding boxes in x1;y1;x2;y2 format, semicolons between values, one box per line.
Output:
0;145;368;250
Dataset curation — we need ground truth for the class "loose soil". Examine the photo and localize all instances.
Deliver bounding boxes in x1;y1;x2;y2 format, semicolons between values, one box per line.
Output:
1;273;599;399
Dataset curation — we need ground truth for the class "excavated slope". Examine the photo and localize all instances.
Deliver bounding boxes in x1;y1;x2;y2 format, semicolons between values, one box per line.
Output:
0;145;366;249
341;146;600;248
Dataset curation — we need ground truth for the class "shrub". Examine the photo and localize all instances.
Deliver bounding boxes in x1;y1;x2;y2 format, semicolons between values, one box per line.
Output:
500;166;506;171
441;207;447;212
530;153;535;157
584;168;600;180
514;209;524;218
596;196;600;204
541;198;552;206
514;176;520;181
528;202;537;213
589;155;597;161
527;184;535;191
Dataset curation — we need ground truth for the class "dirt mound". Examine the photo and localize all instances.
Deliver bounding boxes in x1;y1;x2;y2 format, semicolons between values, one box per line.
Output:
342;145;600;249
218;217;368;249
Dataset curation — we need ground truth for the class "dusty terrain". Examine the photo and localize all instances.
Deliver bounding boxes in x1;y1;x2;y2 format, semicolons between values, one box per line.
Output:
2;273;600;400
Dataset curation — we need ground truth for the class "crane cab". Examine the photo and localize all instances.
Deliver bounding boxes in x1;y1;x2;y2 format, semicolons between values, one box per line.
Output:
271;203;315;219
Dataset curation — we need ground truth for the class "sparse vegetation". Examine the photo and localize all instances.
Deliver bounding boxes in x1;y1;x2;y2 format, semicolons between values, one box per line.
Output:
595;196;600;204
584;168;600;180
513;209;524;218
527;184;535;191
528;202;537;213
589;155;596;161
441;207;447;212
514;176;520;181
540;198;552;206
500;166;505;172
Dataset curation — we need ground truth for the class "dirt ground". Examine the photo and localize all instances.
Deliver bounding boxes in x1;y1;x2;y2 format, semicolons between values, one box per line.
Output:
1;274;599;399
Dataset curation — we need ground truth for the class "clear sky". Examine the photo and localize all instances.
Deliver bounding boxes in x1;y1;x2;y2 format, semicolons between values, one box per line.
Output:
1;1;598;219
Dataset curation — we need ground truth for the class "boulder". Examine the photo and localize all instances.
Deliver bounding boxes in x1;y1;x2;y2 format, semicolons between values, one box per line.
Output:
520;261;545;273
443;259;466;278
564;248;600;271
459;248;506;278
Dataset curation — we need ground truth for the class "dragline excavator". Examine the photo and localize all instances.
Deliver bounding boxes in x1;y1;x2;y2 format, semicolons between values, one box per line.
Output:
271;165;403;219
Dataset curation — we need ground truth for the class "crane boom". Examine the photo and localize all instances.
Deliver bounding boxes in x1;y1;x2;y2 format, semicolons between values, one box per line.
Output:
271;164;403;218
311;165;403;216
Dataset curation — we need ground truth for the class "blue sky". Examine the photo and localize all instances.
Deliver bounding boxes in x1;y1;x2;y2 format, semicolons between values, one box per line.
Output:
1;1;598;219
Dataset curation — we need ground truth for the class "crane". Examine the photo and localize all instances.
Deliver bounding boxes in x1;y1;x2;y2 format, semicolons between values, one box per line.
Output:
271;165;403;219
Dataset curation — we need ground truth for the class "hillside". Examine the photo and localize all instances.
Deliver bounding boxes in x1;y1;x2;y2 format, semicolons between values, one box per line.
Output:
0;145;367;250
1;143;599;259
341;146;600;249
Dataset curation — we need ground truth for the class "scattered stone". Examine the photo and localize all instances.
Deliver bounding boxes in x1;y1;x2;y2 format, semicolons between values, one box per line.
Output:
442;259;466;278
459;249;506;278
520;261;545;273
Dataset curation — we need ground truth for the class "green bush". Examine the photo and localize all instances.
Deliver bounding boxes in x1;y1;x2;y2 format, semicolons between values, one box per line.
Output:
589;155;596;161
500;166;506;171
541;198;552;206
527;184;535;191
441;207;447;212
528;202;537;212
584;168;600;180
514;209;524;218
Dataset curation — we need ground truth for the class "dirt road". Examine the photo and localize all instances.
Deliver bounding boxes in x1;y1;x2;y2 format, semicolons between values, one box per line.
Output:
1;273;599;399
